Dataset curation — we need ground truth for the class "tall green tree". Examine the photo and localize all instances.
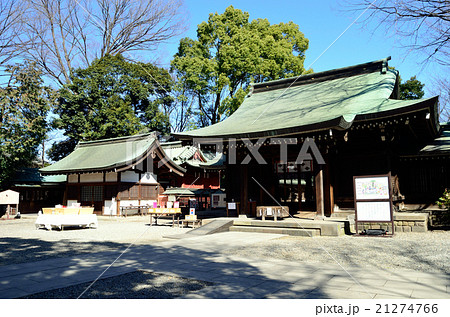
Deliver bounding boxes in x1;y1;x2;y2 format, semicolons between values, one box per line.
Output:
0;62;54;188
171;5;309;127
399;76;425;100
49;54;173;160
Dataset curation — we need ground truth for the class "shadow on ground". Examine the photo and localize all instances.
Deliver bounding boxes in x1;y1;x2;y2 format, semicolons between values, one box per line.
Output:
21;270;213;299
0;236;330;299
0;237;125;266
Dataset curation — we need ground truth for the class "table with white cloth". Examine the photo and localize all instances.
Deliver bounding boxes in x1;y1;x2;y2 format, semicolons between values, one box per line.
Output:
35;213;98;231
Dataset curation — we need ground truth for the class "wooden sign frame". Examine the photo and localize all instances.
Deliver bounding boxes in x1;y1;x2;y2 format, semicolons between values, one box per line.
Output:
353;173;394;236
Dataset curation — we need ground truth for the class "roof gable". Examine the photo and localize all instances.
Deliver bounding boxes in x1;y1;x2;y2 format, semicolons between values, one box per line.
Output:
40;133;185;175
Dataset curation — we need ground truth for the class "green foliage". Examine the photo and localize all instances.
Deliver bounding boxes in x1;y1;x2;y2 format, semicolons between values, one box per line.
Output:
46;139;77;163
0;62;54;188
399;76;425;100
50;55;173;159
436;188;450;210
433;188;450;227
171;5;309;126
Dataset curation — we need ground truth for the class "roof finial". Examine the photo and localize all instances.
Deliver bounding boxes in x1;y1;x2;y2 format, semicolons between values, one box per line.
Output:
382;56;391;74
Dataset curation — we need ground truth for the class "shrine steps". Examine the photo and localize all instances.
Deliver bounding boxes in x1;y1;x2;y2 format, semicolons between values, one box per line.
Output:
229;219;345;237
229;224;319;237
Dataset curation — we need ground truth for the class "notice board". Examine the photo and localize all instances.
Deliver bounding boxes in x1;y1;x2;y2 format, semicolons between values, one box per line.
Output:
353;173;394;235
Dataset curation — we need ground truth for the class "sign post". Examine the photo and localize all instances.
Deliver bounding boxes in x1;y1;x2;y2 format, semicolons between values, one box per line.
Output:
353;173;394;236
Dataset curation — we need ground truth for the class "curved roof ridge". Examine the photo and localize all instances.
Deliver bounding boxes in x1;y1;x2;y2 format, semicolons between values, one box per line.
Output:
77;132;156;148
250;57;392;94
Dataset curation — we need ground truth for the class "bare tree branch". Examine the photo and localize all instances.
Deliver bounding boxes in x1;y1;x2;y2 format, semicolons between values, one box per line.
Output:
430;75;450;122
15;0;186;85
0;0;26;66
344;0;450;66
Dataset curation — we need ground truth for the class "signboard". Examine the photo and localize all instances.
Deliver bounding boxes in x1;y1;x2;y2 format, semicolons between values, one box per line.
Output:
227;202;236;209
354;177;390;200
353;173;394;235
0;190;19;205
189;208;195;215
355;201;392;222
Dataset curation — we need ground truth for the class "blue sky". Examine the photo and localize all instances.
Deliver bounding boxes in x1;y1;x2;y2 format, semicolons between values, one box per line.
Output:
34;0;447;159
156;0;443;96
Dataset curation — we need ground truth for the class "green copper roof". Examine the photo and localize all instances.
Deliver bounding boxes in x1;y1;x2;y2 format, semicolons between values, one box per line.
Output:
174;58;438;139
40;133;185;175
13;168;66;184
161;141;225;169
163;187;225;195
163;187;196;196
420;129;450;155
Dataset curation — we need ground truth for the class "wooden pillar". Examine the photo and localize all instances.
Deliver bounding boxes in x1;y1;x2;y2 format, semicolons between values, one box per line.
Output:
315;164;325;218
297;164;302;212
63;180;68;206
102;172;106;214
77;173;81;204
116;172;121;216
138;172;142;205
240;164;248;215
323;158;334;216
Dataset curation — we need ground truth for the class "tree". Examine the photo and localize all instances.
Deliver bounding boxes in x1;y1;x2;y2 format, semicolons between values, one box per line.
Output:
0;62;55;188
171;5;309;127
168;79;195;132
430;76;450;122
347;0;450;66
49;54;173;159
11;0;186;85
399;76;425;100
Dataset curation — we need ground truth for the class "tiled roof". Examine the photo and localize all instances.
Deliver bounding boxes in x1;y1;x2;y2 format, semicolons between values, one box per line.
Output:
40;133;185;175
174;58;439;139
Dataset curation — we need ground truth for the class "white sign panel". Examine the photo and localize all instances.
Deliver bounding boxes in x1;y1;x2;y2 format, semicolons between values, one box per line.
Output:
0;190;19;205
227;203;236;209
356;201;392;221
354;176;390;200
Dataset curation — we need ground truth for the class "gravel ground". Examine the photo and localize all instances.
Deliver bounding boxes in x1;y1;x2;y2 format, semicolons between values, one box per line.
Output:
1;215;449;274
0;215;191;266
2;215;449;299
21;270;212;299
224;231;450;274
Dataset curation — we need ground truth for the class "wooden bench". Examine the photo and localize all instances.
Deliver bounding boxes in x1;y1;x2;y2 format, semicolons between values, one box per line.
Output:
256;206;289;221
148;208;181;227
179;219;202;228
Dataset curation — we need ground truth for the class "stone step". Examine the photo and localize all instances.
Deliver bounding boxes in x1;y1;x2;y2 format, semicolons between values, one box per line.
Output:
229;225;319;237
232;219;344;236
163;219;234;239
